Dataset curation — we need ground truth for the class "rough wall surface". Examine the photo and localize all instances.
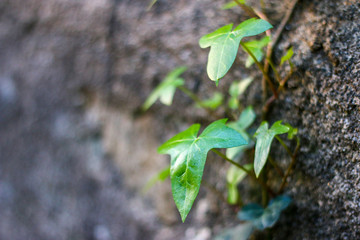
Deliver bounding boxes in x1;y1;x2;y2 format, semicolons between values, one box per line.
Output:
0;0;359;239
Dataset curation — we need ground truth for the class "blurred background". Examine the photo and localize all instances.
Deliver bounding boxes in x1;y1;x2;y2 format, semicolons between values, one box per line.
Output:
0;0;359;239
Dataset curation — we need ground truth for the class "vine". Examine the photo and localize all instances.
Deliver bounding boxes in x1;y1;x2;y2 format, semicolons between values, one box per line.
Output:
143;0;299;238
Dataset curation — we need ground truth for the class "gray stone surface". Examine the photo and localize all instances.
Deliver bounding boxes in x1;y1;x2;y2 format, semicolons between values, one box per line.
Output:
0;0;359;239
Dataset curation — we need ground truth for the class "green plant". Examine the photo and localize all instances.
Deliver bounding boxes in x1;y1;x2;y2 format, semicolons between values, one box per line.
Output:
144;0;299;238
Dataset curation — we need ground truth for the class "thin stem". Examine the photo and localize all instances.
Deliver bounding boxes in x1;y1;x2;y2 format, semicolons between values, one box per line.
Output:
178;85;219;118
211;149;274;197
178;85;205;108
212;149;252;175
233;0;258;18
279;66;295;89
278;137;300;193
262;65;295;118
267;57;282;83
241;42;278;99
262;0;298;99
268;156;284;177
275;136;293;157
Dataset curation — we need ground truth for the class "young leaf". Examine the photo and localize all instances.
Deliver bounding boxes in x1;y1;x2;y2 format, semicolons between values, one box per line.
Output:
147;0;158;11
226;163;253;204
142;166;170;193
196;92;223;110
199;19;272;83
253;121;290;177
229;77;254;98
231;106;256;130
222;1;237;10
284;123;298;140
221;0;246;10
238;195;291;230
142;66;187;111
158;119;248;222
242;36;271;68
228;77;253;109
214;222;253;240
238;203;264;220
280;47;294;66
226;106;256;160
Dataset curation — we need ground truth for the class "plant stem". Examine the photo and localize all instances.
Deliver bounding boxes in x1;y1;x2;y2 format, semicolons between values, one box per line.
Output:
241;42;278;99
278;137;300;193
262;0;298;99
178;85;219;118
275;136;292;157
267;57;282;83
178;85;204;107
261;66;295;117
233;0;258;18
211;149;274;196
268;155;284;177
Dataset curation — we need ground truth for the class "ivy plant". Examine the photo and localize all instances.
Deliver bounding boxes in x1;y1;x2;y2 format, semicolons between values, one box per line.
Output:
253;121;290;177
199;18;272;84
144;1;300;238
238;195;292;230
142;66;186;111
158;119;247;221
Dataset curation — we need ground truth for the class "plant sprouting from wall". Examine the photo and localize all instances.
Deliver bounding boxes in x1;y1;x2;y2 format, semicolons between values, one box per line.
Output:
144;0;300;238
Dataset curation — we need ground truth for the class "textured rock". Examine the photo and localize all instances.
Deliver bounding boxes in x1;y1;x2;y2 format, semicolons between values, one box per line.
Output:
0;0;359;239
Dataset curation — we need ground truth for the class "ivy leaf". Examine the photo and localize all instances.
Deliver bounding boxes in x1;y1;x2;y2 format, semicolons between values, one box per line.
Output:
242;36;271;68
226;163;253;204
221;0;246;10
253;121;290;177
147;0;158;11
226;106;256;160
238;203;264;220
199;18;272;83
196;92;223;110
228;77;253;109
214;222;253;240
158;119;248;222
280;47;294;65
238;195;291;230
142;166;170;193
229;77;254;99
284;123;298;140
142;67;186;111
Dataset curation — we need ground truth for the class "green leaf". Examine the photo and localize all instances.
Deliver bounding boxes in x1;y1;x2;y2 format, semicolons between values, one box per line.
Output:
196;92;223;110
238;203;264;220
238;195;291;230
253;121;290;177
284;123;298;140
199;19;272;83
228;77;253;109
214;223;253;240
280;47;294;66
242;36;271;68
229;77;254;97
233;106;256;130
222;1;238;10
142;67;186;111
142;166;170;193
147;0;158;11
158;119;248;222
226;106;256;160
226;163;253;204
221;0;246;10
